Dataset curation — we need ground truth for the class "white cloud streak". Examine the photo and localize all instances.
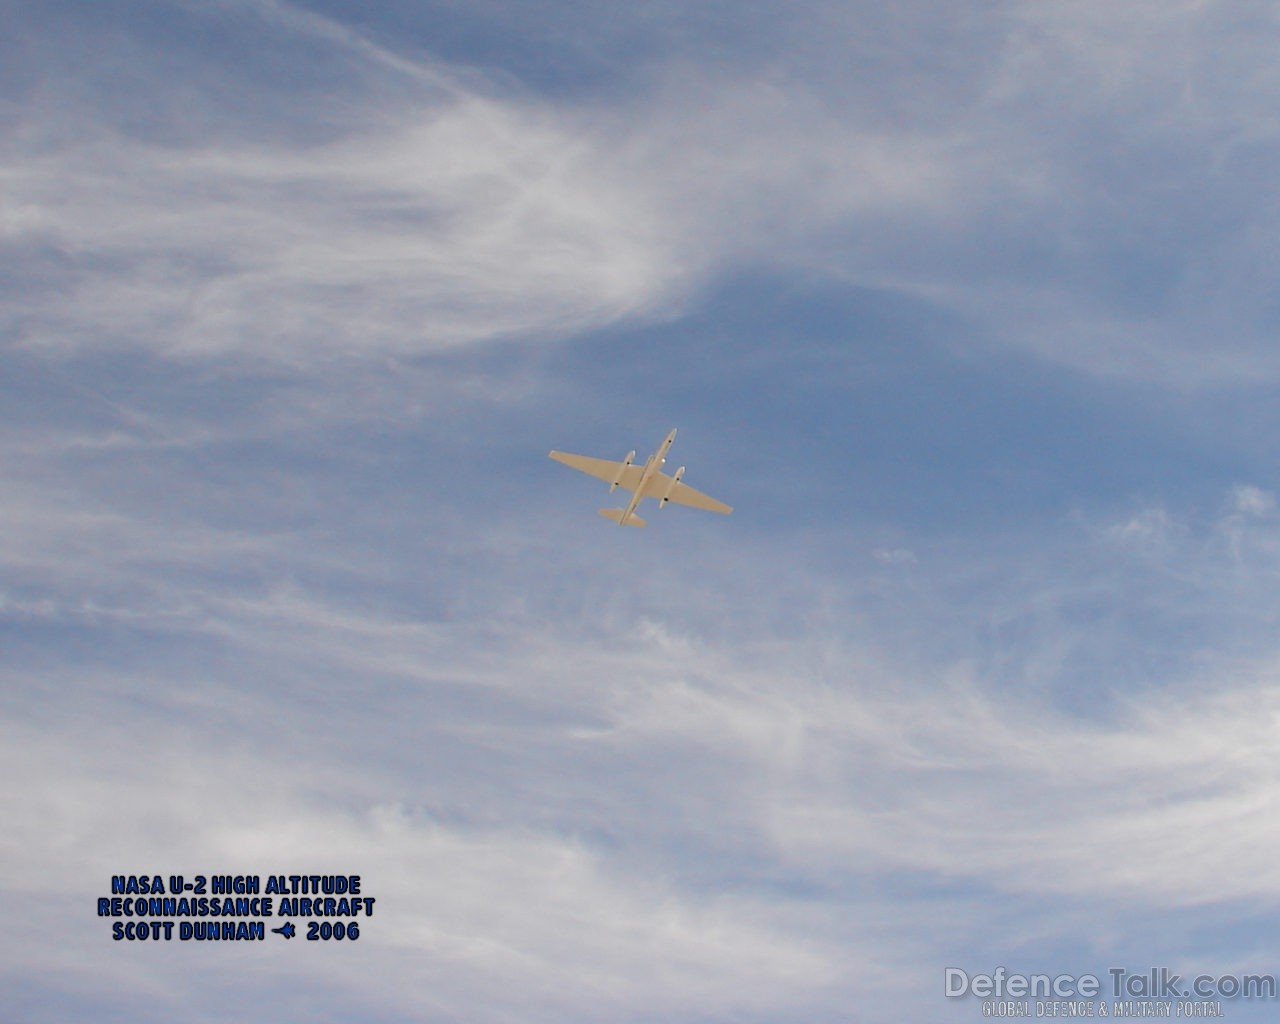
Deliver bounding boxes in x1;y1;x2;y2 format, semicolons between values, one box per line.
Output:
0;657;849;1022
3;101;684;359
9;0;1279;383
8;570;1280;1020
7;462;1280;1018
0;2;959;367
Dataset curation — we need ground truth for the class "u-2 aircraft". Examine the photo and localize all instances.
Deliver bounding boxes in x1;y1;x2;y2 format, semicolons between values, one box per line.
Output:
549;428;732;528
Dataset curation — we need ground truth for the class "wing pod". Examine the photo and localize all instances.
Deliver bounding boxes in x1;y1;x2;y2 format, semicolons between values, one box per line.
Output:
610;451;636;493
658;466;685;509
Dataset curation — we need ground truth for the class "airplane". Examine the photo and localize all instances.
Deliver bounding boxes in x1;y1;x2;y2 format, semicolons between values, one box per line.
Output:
549;428;732;528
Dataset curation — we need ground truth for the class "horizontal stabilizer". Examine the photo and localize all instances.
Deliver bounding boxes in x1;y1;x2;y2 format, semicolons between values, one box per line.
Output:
599;508;646;528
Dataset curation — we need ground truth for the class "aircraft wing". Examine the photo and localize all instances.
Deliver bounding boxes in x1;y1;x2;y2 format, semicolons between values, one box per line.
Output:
642;472;733;515
549;451;645;490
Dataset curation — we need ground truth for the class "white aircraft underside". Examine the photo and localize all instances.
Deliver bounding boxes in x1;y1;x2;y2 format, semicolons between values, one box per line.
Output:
549;428;732;527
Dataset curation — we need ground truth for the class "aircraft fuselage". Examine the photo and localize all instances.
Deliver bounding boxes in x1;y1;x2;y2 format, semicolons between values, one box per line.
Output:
620;428;677;524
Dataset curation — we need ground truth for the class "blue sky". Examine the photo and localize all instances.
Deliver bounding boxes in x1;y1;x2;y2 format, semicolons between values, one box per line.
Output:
6;1;1280;1021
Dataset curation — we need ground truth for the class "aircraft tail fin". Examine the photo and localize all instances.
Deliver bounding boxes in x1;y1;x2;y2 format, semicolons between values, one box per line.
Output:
598;508;646;528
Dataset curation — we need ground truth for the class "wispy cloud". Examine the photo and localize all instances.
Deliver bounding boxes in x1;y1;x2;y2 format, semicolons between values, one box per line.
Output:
8;555;1280;1019
0;3;960;367
8;0;1280;386
9;3;1280;1021
4;100;685;359
2;710;843;1022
